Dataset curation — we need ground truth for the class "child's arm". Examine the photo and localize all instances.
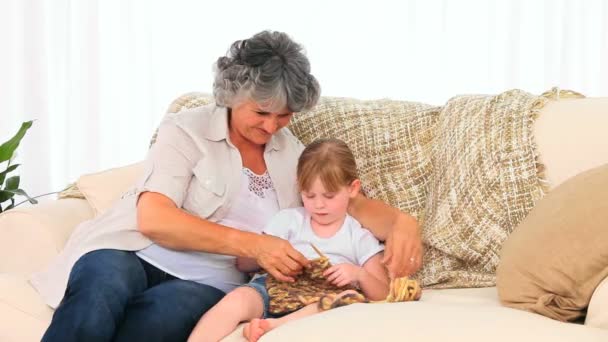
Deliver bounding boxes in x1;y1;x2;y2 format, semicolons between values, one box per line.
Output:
357;253;390;300
235;257;261;273
323;253;389;301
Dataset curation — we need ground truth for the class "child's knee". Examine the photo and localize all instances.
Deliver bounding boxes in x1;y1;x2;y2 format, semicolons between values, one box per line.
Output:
222;287;264;311
227;287;260;300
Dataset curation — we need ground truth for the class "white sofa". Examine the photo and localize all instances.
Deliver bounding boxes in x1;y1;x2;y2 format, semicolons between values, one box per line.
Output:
1;95;608;341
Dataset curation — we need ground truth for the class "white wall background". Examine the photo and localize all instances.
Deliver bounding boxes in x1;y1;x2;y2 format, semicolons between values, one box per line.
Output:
1;0;607;199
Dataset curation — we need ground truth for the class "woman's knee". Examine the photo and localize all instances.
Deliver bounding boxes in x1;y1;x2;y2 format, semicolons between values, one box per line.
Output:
114;281;226;341
67;249;146;299
170;280;226;311
136;280;225;316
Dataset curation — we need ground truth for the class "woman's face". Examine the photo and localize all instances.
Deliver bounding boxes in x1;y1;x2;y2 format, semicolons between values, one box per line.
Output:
229;100;294;146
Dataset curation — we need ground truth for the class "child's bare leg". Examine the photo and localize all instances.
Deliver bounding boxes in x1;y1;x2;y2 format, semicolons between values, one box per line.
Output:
188;287;264;342
244;304;319;342
244;290;358;342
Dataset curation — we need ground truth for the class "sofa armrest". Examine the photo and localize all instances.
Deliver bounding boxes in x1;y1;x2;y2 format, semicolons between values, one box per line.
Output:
0;198;94;275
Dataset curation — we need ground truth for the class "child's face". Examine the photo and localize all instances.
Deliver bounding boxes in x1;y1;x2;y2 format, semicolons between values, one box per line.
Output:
301;177;360;227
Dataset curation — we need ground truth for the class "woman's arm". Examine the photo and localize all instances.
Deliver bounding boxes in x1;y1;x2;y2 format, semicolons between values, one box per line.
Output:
348;193;422;278
137;191;308;281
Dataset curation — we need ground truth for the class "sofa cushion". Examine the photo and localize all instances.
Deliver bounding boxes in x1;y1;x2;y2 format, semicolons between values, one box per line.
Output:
0;198;94;275
497;163;608;322
419;89;547;288
0;274;52;342
222;287;607;342
287;96;441;220
534;96;608;189
76;162;144;216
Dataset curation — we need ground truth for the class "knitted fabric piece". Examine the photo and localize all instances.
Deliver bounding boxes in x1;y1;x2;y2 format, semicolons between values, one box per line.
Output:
265;256;359;315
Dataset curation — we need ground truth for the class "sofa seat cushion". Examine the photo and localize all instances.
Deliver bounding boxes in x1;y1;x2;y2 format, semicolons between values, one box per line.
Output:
0;274;52;342
222;287;607;342
2;278;605;341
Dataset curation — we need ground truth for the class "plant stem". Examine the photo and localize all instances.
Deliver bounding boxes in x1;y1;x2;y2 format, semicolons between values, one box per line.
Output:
12;191;61;208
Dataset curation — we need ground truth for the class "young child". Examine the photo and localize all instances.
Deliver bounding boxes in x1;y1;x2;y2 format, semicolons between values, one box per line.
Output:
188;138;389;342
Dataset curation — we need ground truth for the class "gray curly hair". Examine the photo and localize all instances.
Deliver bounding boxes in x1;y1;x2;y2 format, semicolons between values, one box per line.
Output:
213;31;321;113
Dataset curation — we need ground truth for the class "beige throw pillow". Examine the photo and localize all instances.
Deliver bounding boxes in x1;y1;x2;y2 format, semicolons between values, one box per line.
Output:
497;163;608;322
76;162;145;216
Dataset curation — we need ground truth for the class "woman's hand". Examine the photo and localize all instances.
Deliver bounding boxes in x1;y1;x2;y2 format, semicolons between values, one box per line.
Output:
252;234;310;282
347;193;422;279
323;263;363;287
382;212;423;278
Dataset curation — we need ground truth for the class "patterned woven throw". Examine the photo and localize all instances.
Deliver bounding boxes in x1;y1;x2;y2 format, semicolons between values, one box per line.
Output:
416;89;551;288
288;96;441;220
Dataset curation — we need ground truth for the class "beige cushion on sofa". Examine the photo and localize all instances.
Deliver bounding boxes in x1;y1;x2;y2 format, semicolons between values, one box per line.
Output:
534;98;608;190
497;163;608;322
222;287;607;342
0;274;53;342
0;198;94;275
76;161;144;216
586;276;608;329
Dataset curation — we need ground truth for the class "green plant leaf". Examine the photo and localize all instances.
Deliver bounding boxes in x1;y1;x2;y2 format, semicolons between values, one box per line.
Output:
0;189;38;204
0;121;33;163
5;175;20;191
0;190;15;202
0;163;19;186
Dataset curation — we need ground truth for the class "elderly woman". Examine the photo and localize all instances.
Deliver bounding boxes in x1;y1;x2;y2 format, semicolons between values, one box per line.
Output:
33;31;422;342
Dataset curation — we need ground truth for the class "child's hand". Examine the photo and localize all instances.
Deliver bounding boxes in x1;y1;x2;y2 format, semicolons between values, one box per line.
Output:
323;263;362;287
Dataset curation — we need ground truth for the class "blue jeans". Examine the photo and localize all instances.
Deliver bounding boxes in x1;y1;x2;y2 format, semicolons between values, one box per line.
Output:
241;275;272;318
42;249;226;342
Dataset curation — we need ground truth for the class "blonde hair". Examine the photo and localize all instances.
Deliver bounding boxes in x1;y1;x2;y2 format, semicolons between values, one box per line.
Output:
297;138;358;192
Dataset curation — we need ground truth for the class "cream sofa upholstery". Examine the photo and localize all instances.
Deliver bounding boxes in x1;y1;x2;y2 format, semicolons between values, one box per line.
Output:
1;96;608;341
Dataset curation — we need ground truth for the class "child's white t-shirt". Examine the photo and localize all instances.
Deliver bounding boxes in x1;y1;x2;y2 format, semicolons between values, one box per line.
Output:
263;207;384;266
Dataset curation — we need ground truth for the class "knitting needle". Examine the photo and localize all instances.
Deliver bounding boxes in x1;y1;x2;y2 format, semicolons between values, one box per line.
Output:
310;243;327;259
